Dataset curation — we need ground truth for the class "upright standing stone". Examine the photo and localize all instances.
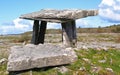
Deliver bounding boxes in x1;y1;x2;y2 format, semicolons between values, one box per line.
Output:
38;21;47;44
71;20;77;47
31;20;39;45
61;20;77;47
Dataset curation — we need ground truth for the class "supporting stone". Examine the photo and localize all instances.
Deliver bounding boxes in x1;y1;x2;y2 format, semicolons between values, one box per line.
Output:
38;21;47;44
31;20;39;45
61;20;77;48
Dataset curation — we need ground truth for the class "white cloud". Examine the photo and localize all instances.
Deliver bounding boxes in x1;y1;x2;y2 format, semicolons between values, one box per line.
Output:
47;19;92;28
47;23;61;29
99;0;120;22
100;0;115;6
13;18;32;31
47;19;90;28
76;19;90;28
0;18;32;34
0;18;62;34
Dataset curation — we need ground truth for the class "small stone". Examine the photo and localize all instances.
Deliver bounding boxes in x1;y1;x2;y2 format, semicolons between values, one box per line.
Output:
82;58;91;63
22;41;27;45
25;44;36;48
98;60;106;63
105;68;113;72
29;70;32;75
79;67;86;71
0;58;7;65
96;47;101;51
91;67;101;73
82;46;88;50
57;66;69;73
103;47;108;51
105;68;114;75
110;58;113;64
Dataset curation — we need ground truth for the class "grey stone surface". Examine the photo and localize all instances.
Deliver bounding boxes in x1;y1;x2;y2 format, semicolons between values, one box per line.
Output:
57;66;69;73
91;67;102;73
7;44;77;71
77;42;120;50
20;9;98;23
105;68;115;75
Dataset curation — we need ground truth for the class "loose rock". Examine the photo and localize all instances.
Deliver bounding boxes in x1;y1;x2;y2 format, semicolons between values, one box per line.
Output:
7;44;77;71
98;60;106;63
79;67;86;71
0;58;7;65
57;66;69;73
91;67;102;73
105;68;115;75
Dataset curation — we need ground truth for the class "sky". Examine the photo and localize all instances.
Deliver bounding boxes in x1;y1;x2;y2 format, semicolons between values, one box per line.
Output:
0;0;120;34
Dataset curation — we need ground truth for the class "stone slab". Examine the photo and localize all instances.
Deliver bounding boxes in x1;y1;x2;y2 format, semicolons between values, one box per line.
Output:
7;44;77;71
20;9;98;23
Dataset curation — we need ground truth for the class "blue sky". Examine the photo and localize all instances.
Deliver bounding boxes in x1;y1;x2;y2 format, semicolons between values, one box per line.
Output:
0;0;120;34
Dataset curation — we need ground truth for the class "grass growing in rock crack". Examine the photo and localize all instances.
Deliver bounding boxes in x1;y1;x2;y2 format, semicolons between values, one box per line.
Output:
67;48;120;75
0;49;120;75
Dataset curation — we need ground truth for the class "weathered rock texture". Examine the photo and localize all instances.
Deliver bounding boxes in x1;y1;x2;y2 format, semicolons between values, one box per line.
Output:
20;9;98;23
7;44;77;71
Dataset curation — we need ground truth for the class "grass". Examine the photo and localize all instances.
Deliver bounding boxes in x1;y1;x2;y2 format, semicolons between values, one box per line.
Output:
67;49;120;75
13;34;31;43
0;49;120;75
115;36;120;43
0;46;9;59
77;33;120;42
0;34;31;43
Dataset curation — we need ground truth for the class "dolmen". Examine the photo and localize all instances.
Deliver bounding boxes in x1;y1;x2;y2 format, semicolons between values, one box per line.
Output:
7;9;98;72
20;9;98;47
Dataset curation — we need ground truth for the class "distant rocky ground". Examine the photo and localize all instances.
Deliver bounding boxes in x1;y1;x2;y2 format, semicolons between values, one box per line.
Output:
77;42;120;50
45;33;120;49
0;33;120;51
0;33;120;59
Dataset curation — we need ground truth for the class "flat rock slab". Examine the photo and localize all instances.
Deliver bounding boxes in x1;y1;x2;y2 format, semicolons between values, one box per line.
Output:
7;44;77;71
20;9;98;23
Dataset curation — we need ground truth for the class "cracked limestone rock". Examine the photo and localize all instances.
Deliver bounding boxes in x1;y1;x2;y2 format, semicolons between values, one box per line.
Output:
20;9;98;23
7;44;77;71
